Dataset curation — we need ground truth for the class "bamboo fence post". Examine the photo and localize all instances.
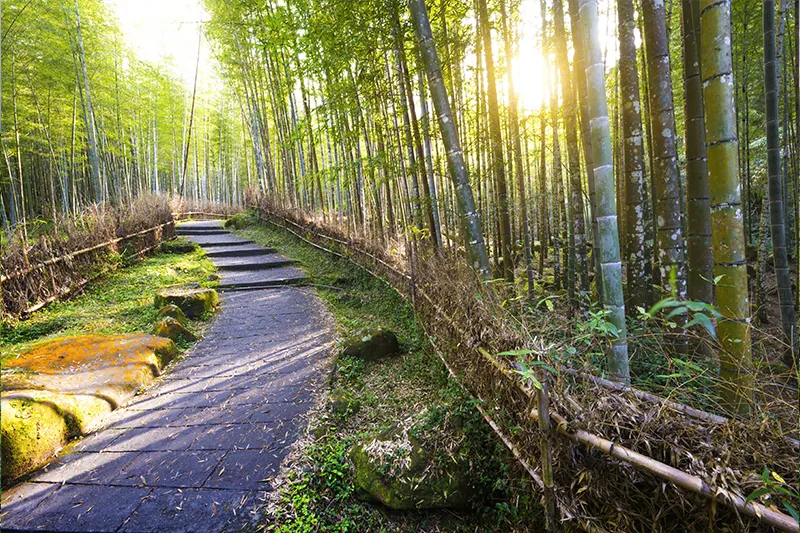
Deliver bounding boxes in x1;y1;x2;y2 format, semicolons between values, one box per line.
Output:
538;376;559;532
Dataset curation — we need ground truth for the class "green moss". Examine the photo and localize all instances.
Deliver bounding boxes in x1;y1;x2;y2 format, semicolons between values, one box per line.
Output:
153;317;197;343
160;238;199;254
341;328;400;361
155;304;190;326
153;288;218;320
329;388;360;418
224;212;256;230
1;397;71;485
350;426;473;510
1;248;215;366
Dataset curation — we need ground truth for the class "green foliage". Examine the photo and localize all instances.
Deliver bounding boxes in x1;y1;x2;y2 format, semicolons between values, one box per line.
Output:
641;297;720;339
0;248;215;365
271;438;357;533
745;469;800;522
578;307;620;339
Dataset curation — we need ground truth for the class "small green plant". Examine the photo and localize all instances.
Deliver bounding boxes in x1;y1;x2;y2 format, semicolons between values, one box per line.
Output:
641;297;720;339
745;469;799;521
577;307;620;339
337;355;365;383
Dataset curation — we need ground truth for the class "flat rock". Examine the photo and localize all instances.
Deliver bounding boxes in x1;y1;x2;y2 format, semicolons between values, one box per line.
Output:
1;334;177;484
154;287;219;319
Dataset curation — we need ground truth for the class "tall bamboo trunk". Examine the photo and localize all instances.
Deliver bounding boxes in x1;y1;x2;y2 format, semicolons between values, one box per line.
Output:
554;0;588;304
763;0;798;365
618;0;650;311
683;0;714;308
500;0;534;295
642;0;688;352
568;0;601;301
700;0;753;417
578;0;631;383
408;0;490;278
478;0;514;282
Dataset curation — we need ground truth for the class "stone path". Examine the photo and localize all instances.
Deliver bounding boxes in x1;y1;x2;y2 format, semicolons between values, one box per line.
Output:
1;221;334;533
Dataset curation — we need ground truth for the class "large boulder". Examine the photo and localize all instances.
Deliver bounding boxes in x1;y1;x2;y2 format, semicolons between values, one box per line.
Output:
154;287;218;319
349;411;475;510
153;317;197;343
1;334;177;484
341;328;399;361
155;304;190;326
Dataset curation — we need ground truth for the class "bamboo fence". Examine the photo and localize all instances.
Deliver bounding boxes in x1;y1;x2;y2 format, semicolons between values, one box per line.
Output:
255;204;799;533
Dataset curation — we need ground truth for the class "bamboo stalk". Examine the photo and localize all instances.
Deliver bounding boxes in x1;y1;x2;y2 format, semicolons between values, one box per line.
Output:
538;377;559;531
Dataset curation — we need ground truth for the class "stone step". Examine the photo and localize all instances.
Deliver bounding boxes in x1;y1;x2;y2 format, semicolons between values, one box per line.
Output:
177;229;229;236
217;266;308;290
196;239;255;248
217;277;308;290
205;247;277;258
217;259;297;272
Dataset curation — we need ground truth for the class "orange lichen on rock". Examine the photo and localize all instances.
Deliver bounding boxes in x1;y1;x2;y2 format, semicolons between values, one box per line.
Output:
3;334;177;406
1;334;177;485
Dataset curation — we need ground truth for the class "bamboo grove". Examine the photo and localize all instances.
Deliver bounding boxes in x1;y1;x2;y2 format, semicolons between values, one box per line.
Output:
200;0;800;418
0;0;252;236
3;0;800;420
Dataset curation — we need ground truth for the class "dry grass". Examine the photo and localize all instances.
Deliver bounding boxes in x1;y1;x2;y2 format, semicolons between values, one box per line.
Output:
252;192;799;532
1;196;174;318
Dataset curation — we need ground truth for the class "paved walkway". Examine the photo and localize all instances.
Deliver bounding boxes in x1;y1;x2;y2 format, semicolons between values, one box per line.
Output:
1;221;334;533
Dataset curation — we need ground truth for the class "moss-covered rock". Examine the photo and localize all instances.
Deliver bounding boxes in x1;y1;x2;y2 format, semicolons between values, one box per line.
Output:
154;287;218;319
224;212;253;230
1;396;70;485
155;304;190;326
161;238;198;254
1;334;177;485
349;411;475;510
341;328;399;361
329;389;360;417
153;317;197;343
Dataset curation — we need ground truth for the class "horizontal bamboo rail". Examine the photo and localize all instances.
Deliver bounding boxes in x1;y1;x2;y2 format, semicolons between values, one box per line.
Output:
172;211;233;220
1;221;174;317
0;221;174;284
256;206;799;532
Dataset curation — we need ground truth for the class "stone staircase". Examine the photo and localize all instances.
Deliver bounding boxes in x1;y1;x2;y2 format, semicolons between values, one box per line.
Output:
176;221;308;290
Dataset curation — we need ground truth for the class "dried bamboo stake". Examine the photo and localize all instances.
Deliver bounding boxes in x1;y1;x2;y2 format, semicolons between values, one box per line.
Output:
538;376;559;532
530;408;799;532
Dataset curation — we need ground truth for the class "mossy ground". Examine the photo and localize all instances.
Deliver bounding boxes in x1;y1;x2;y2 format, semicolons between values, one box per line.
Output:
233;218;542;532
1;243;216;366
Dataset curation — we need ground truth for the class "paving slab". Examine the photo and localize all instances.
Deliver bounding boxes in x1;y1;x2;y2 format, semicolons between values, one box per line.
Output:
205;245;278;258
215;255;297;271
1;220;335;533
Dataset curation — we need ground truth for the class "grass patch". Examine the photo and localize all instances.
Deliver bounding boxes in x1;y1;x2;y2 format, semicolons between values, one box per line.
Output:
1;244;217;365
233;218;541;532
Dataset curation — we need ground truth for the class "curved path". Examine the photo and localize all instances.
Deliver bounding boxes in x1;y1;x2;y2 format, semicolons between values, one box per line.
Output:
1;221;334;533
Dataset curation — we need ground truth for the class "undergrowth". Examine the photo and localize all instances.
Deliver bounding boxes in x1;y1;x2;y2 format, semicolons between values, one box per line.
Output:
233;217;542;532
0;242;216;365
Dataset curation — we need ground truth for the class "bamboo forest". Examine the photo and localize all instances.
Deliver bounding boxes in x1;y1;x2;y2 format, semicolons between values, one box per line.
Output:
1;0;800;531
